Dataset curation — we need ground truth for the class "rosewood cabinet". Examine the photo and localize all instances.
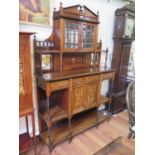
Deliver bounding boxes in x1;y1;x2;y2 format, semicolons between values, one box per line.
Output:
111;4;135;114
34;3;115;152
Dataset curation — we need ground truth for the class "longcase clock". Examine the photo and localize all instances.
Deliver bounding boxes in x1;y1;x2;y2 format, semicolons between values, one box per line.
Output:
111;3;135;114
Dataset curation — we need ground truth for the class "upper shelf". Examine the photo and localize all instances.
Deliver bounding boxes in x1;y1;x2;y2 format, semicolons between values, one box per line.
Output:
34;39;102;54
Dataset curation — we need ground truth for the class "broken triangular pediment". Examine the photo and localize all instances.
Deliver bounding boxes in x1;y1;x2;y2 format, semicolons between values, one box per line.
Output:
63;4;97;18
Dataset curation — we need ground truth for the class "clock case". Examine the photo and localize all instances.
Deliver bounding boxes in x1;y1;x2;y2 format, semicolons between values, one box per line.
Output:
110;4;135;114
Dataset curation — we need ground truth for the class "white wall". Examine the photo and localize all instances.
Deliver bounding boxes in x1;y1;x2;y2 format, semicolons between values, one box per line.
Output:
19;0;127;135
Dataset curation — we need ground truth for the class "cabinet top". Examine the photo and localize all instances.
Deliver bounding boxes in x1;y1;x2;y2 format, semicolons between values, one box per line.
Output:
36;67;115;82
19;32;36;35
53;3;99;24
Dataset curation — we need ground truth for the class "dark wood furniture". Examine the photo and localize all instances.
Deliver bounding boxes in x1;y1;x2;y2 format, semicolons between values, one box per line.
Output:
111;4;135;114
94;137;135;155
34;3;115;152
19;32;36;154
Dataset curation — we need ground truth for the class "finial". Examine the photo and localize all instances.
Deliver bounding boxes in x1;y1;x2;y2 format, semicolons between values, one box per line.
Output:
59;1;63;13
54;7;56;12
97;11;99;16
79;5;83;12
34;35;36;40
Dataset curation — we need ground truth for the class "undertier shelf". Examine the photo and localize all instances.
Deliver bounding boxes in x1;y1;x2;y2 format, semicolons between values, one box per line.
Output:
39;104;68;126
99;95;111;105
40;109;109;147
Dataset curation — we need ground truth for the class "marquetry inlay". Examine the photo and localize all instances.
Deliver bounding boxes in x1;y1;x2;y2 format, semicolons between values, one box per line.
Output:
19;54;25;94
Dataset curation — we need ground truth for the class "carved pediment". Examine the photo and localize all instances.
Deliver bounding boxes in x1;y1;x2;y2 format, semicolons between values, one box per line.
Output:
63;4;97;18
53;3;99;23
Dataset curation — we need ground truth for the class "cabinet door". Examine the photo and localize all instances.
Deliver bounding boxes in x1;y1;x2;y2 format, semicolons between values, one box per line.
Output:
64;20;80;51
72;86;85;114
118;43;131;90
86;82;98;109
82;23;95;50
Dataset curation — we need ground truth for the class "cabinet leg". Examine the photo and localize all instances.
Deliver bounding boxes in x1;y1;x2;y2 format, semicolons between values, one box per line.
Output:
96;109;99;128
32;112;37;155
48;127;52;153
48;144;53;154
46;96;52;153
68;118;72;143
26;116;29;133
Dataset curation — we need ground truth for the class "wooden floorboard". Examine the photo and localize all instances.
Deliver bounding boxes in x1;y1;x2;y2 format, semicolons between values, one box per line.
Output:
23;111;133;155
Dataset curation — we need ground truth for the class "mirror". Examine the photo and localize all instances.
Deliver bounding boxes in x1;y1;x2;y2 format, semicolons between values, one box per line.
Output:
41;54;51;70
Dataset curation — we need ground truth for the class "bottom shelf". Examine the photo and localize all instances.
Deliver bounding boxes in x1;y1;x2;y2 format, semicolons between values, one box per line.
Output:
19;133;34;153
40;109;109;147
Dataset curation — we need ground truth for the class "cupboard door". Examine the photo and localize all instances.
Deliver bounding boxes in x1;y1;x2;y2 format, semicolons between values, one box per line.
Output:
72;86;85;114
64;20;80;50
82;23;95;50
86;82;98;109
118;43;131;90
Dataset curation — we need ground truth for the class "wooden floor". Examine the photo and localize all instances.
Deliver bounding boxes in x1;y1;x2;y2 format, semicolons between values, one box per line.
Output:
23;111;132;155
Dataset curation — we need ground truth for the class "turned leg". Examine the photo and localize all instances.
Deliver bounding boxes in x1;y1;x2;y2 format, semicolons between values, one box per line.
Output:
47;96;52;153
25;116;29;133
32;112;37;155
96;108;99;128
48;127;52;153
68;118;72;143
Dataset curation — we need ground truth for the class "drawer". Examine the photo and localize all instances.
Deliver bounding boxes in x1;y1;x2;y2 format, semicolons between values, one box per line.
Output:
51;80;69;91
86;75;99;83
102;72;115;80
72;77;86;86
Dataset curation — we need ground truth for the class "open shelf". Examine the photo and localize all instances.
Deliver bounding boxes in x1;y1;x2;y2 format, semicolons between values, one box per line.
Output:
40;109;108;147
35;49;60;54
99;95;111;105
39;104;68;126
19;133;34;153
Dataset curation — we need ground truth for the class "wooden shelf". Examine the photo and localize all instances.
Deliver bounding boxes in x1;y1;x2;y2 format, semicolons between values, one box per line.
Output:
62;50;101;53
39;105;68;126
99;95;111;105
35;49;60;54
19;133;34;153
40;109;108;147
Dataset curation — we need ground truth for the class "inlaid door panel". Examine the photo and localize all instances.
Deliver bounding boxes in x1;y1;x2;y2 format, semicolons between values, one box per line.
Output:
86;82;98;109
72;85;85;114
